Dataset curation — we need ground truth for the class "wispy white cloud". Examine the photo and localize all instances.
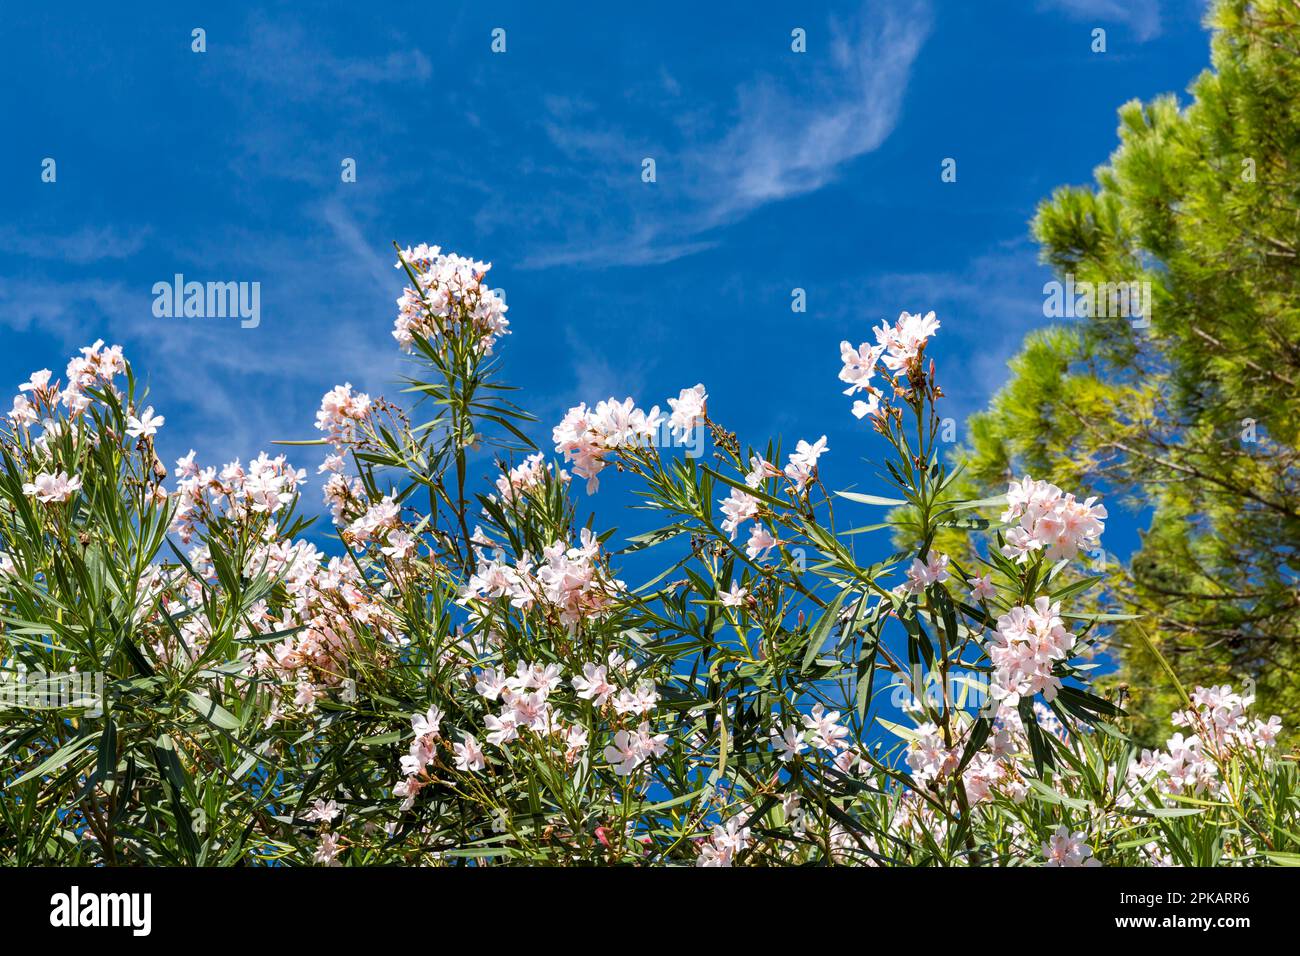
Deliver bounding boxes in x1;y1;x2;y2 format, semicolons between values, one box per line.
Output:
1039;0;1162;42
318;199;397;296
0;225;151;264
0;15;446;477
0;205;407;470
704;4;930;219
226;16;432;102
0;277;267;459
208;15;435;191
521;0;932;269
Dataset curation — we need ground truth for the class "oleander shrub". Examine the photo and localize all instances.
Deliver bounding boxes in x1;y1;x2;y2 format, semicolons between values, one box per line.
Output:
1;244;1296;866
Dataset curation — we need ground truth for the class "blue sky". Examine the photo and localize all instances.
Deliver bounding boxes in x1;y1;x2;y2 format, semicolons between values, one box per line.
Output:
2;0;1213;557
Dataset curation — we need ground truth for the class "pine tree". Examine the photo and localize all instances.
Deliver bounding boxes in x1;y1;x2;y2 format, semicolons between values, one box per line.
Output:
949;0;1300;741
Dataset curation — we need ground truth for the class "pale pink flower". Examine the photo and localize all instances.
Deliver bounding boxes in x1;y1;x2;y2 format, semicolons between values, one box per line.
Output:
745;455;780;488
838;340;885;395
784;436;828;492
484;713;518;747
411;705;443;738
719;487;760;539
475;667;509;701
453;734;487;772
874;311;940;372
745;524;779;561
907;723;960;784
22;471;82;503
305;799;340;823
969;574;997;601
612;680;658;717
564;724;589;758
1042;825;1099;867
771;725;808;762
697;817;751;867
315;383;372;446
604;723;667;776
803;703;850;753
851;394;882;420
18;369;55;397
314;832;343;866
903;552;949;594
8;395;38;427
572;663;616;706
667;383;707;439
381;529;416;560
126;405;165;439
604;729;642;776
174;450;199;478
720;582;748;608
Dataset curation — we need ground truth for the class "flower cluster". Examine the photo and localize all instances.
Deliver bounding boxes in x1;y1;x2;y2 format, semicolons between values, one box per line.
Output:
315;383;372;448
666;384;707;436
875;310;940;372
769;704;860;773
460;528;626;630
393;244;510;354
551;397;664;492
6;343;135;510
393;654;667;811
985;597;1076;706
1000;476;1108;563
1041;825;1099;867
551;387;709;494
696;816;752;867
8;340;127;428
492;452;567;505
248;541;402;718
22;470;82;504
172;450;307;542
1128;685;1281;798
910;705;1067;805
903;551;949;594
838;311;940;420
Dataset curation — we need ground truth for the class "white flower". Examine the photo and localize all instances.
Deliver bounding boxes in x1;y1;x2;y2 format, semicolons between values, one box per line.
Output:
305;799;340;823
411;705;443;738
453;734;486;772
770;725;808;762
22;471;82;503
667;383;707;439
1042;825;1099;867
126;405;165;438
720;582;748;608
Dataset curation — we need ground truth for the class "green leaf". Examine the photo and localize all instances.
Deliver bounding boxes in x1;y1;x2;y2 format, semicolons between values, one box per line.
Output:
185;691;241;730
835;491;907;507
802;589;848;673
11;735;96;787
